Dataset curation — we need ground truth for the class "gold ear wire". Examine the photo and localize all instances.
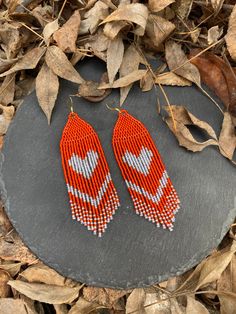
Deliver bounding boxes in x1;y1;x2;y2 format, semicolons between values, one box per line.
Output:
68;96;74;113
106;103;121;113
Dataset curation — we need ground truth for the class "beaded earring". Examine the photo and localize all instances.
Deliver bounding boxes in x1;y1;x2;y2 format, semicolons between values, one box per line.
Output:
112;108;180;231
60;99;120;237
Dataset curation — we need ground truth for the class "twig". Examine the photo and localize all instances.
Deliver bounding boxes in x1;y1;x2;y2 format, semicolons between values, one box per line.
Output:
194;1;234;10
19;22;44;41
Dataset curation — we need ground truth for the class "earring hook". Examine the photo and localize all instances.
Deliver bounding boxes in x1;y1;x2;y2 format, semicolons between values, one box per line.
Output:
106;103;121;113
68;96;74;113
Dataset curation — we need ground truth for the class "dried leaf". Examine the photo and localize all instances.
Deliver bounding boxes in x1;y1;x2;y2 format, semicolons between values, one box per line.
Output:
68;297;104;314
0;298;37;314
101;3;149;36
211;0;225;15
0;230;37;263
0;104;14;135
0;73;15;105
45;45;84;84
0;47;46;77
54;304;68;314
78;72;111;102
173;0;193;19
8;280;81;304
208;26;223;45
145;15;175;51
219;112;236;160
186;296;209;314
36;62;59;124
126;288;146;314
218;254;236;314
53;10;80;53
0;261;23;277
165;40;201;86
119;44;142;105
225;5;236;61
164;105;218;152
140;71;154;92
99;69;147;89
0;58;18;74
189;50;236;116
79;1;109;35
155;72;192;86
103;20;129;40
148;0;175;12
20;263;66;286
107;36;124;84
177;242;236;292
43;19;59;45
83;286;127;308
0;270;11;297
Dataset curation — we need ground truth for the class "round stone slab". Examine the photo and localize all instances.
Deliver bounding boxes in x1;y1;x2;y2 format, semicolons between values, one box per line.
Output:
1;58;236;289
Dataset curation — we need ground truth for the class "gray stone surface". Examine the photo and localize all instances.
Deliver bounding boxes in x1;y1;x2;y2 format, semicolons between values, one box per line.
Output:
1;58;236;289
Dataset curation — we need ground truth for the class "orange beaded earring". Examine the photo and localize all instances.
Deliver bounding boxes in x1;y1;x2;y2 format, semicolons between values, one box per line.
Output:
60;99;120;237
112;108;180;231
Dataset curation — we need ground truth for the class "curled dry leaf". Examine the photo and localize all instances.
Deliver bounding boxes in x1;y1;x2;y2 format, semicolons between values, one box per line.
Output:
165;40;201;86
163;105;218;152
36;62;59;124
20;263;67;286
43;19;59;45
107;35;124;84
177;242;236;293
189;50;236;116
148;0;175;12
0;73;15;105
78;72;111;102
226;5;236;61
68;297;104;314
155;72;192;86
144;15;175;51
0;261;23;277
79;1;109;35
8;280;81;304
0;47;46;78
53;10;80;53
0;270;11;297
186;296;209;314
219;112;236;161
0;104;14;135
119;44;142;105
126;288;146;314
99;69;147;89
0;298;37;314
45;45;84;84
103;20;129;40
101;3;149;36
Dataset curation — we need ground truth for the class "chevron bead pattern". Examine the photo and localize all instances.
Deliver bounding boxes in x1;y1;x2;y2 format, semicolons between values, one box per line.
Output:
113;110;180;231
60;113;120;237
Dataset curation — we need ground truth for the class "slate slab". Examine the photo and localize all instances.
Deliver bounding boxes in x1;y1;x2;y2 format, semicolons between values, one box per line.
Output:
1;58;236;289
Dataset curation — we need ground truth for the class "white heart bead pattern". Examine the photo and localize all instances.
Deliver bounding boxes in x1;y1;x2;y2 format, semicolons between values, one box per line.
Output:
68;150;99;179
122;146;153;176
